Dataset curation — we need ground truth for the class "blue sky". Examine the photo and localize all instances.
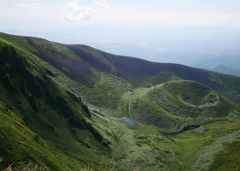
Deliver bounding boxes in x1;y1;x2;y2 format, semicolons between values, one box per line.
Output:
1;0;240;31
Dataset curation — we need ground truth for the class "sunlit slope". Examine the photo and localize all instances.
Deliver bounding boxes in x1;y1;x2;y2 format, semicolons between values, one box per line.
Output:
0;101;81;170
130;81;240;130
0;45;110;169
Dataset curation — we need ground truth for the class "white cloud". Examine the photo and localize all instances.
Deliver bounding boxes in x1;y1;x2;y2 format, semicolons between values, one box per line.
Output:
63;1;97;22
18;0;41;9
93;0;117;8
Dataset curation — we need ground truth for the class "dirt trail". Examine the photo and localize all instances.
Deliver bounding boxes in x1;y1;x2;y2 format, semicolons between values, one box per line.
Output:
128;91;142;126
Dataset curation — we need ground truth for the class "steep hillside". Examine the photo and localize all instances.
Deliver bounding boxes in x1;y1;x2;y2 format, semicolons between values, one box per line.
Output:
0;100;80;170
0;45;110;170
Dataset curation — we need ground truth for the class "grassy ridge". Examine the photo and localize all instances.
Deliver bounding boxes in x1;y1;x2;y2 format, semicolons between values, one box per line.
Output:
165;81;214;106
130;81;240;131
78;46;104;59
27;37;82;61
0;32;36;52
149;71;182;86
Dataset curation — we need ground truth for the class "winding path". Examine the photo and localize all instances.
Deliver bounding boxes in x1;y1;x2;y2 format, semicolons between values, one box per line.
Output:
128;91;142;126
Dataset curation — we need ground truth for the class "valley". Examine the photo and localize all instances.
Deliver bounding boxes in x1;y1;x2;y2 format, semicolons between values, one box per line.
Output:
0;32;240;171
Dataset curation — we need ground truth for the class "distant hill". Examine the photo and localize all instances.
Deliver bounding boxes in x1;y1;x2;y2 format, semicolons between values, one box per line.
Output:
214;65;240;77
22;35;222;90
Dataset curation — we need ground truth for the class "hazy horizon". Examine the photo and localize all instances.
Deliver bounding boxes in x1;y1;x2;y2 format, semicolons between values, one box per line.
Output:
1;0;240;31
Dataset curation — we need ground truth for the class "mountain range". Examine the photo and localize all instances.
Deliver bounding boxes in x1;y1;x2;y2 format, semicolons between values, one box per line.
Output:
4;24;240;77
0;32;240;171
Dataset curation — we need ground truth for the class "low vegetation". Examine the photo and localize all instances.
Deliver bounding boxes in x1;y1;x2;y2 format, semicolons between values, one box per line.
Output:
129;81;239;131
1;32;240;170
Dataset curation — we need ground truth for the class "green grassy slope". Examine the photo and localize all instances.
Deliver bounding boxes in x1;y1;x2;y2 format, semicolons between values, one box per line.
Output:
149;71;182;86
0;33;36;52
208;70;240;104
130;81;240;131
0;100;80;170
27;37;81;61
0;45;111;169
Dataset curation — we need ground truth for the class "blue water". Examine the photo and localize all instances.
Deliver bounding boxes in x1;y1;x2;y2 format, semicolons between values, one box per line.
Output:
132;91;138;95
121;117;139;126
210;102;214;105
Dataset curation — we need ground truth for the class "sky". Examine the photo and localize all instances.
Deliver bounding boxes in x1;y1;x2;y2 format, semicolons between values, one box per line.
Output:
1;0;240;32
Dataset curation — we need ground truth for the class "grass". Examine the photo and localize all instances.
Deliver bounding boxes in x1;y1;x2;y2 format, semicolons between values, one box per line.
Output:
52;70;133;117
62;67;70;73
173;120;240;170
209;140;240;171
165;81;214;106
0;32;37;52
1;160;140;171
91;111;172;171
28;37;82;61
0;101;80;170
128;119;240;171
80;160;115;171
149;71;182;86
128;81;240;131
208;70;240;105
0;45;112;170
0;158;117;171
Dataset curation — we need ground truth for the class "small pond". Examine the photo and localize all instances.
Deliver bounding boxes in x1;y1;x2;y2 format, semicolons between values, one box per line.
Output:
132;91;138;95
121;117;139;126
